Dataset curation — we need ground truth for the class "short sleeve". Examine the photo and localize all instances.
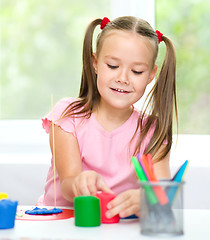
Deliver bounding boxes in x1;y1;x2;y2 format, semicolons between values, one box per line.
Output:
41;97;77;136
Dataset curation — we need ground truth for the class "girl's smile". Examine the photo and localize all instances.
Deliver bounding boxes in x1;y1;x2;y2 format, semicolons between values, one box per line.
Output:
110;87;131;94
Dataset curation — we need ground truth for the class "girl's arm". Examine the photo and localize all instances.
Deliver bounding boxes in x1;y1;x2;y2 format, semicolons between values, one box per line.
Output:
50;124;82;202
106;145;171;219
49;124;112;203
153;145;171;179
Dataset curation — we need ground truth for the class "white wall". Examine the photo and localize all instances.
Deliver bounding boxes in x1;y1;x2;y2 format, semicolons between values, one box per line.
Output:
0;120;50;205
111;0;155;27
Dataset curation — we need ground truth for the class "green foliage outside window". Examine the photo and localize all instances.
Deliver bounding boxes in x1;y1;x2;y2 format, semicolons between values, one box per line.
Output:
156;0;210;134
0;0;110;118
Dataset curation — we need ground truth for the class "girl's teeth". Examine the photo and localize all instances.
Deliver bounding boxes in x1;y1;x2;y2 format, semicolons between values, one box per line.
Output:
116;89;125;92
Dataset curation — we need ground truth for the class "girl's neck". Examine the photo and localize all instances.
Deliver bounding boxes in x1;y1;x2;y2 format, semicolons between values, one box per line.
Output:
93;102;134;132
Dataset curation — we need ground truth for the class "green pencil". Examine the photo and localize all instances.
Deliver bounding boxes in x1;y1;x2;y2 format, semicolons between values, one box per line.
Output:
131;156;158;205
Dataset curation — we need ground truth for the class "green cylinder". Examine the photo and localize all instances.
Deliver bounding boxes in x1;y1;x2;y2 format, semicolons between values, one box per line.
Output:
74;196;101;227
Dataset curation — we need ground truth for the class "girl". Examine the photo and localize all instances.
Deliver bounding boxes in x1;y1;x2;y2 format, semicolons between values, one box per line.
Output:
38;16;177;219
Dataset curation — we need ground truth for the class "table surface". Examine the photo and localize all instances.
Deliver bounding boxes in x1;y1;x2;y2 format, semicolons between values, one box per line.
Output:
0;207;210;240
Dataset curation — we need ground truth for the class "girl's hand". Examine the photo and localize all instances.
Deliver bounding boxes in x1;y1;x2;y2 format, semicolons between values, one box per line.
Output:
72;170;114;197
105;189;140;219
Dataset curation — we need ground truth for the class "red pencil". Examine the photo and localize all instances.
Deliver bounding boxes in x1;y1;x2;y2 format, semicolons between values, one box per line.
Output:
140;154;169;205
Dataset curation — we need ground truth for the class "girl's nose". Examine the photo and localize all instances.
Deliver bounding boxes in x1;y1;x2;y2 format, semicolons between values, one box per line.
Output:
116;69;129;84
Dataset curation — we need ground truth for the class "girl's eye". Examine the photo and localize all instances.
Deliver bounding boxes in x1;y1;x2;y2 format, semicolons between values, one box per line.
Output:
132;70;143;75
107;64;118;69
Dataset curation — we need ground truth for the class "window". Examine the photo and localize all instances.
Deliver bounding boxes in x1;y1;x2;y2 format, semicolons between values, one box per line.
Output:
2;1;208;133
1;0;209;150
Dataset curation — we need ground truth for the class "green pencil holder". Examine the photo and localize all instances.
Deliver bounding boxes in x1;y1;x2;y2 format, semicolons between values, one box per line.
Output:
74;196;101;227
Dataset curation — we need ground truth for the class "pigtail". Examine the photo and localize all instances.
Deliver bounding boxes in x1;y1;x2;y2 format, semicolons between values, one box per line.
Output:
79;19;102;101
142;35;178;162
61;19;102;119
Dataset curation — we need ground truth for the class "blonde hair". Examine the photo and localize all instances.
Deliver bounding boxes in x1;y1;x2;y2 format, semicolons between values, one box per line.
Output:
62;16;178;162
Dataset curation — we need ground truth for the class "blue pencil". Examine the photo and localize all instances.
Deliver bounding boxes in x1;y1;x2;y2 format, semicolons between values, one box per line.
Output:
167;160;189;205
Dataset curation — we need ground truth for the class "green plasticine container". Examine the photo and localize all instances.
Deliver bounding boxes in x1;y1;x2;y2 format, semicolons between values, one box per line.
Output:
74;196;101;227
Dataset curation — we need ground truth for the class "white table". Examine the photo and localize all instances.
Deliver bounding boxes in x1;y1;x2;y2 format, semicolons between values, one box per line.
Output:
0;208;209;240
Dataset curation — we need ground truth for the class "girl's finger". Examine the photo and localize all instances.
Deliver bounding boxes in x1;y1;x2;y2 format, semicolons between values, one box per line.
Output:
107;192;129;209
106;196;130;218
78;175;91;196
119;203;140;218
87;174;98;195
96;177;114;194
72;177;81;197
106;190;140;218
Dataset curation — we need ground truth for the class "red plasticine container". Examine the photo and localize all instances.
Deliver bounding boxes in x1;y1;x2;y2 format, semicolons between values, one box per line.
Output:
96;192;120;224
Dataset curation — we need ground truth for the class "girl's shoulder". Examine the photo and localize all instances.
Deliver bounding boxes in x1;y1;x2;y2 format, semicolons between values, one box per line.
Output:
54;97;78;108
52;97;82;116
42;97;79;134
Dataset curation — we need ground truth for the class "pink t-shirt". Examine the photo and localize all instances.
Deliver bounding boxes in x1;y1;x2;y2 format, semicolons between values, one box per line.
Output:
37;97;154;207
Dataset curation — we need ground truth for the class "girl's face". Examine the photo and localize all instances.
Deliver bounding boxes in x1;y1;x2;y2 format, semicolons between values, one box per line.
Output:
93;30;157;112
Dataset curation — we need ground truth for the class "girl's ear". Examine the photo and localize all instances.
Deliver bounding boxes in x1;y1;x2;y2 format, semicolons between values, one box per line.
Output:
148;64;158;84
92;53;98;74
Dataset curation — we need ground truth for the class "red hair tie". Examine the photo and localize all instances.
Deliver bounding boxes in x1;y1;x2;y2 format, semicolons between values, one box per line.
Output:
100;17;110;30
156;30;163;44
